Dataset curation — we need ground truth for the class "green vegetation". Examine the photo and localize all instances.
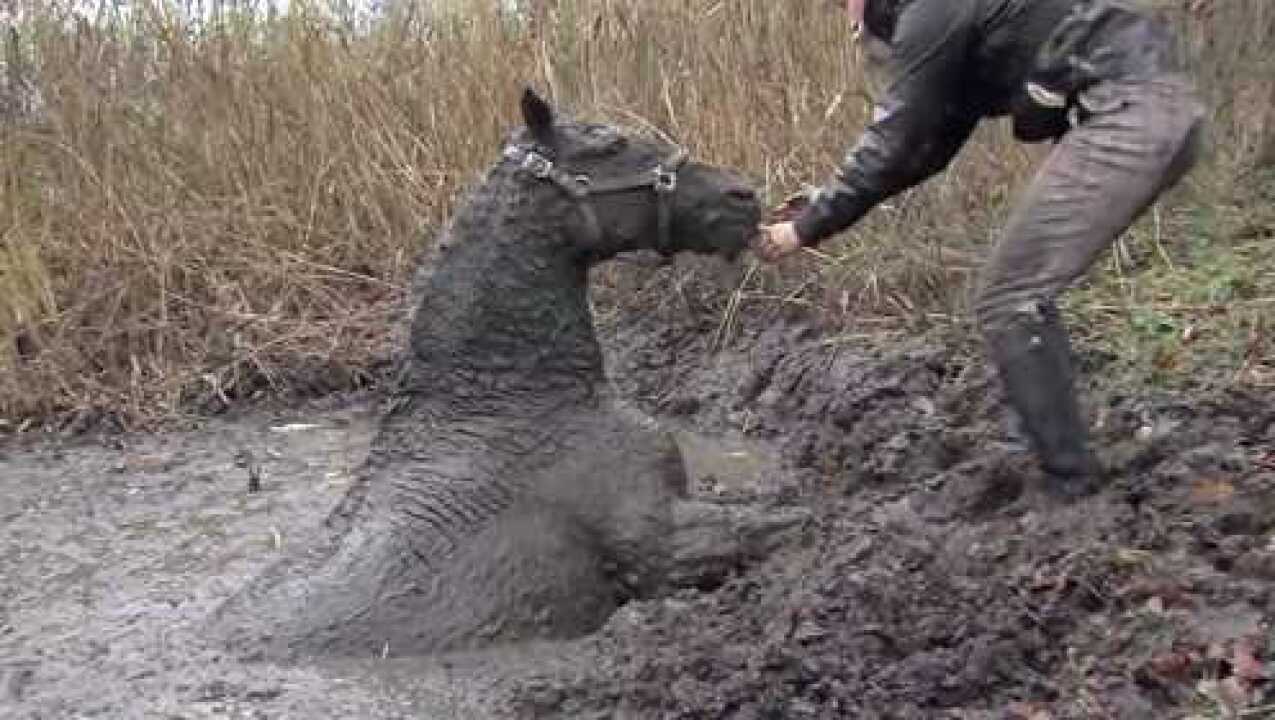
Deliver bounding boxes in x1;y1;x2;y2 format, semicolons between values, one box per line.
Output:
1068;169;1275;392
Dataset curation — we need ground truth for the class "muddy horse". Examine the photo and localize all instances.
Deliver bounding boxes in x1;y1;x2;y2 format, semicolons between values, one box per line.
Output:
209;88;805;660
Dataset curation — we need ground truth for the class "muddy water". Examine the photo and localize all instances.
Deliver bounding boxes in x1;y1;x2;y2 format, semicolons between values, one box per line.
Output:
4;273;1274;718
674;428;780;497
2;402;395;717
0;396;778;718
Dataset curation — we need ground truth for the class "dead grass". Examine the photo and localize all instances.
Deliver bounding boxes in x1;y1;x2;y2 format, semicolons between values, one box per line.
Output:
0;0;1272;427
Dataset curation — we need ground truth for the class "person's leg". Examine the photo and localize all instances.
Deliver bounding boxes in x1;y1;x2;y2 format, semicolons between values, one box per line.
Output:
975;76;1204;487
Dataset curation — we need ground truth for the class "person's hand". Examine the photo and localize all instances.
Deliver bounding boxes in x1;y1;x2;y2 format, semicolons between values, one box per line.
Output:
769;190;812;223
754;222;802;263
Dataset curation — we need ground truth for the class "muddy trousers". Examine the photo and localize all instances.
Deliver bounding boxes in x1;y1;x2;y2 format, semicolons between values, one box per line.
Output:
975;74;1205;478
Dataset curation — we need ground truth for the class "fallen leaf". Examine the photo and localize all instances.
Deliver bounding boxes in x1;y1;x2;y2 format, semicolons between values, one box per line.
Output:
1232;637;1269;685
1191;478;1237;504
1120;578;1196;609
1257;452;1275;471
1149;649;1202;682
123;453;173;472
1153;346;1181;371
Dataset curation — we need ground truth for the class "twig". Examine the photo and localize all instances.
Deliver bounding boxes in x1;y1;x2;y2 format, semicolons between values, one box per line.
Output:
1151;204;1177;271
817;330;908;345
713;260;758;351
735;291;816;307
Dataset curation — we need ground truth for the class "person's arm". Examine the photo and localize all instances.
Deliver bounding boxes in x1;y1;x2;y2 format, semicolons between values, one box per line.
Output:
794;1;980;247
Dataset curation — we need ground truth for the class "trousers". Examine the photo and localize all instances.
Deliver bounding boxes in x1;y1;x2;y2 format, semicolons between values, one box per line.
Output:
975;73;1205;334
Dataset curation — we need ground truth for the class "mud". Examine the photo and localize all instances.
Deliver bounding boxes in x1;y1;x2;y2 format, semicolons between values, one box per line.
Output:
0;384;797;718
516;267;1275;719
4;262;1275;718
0;399;504;718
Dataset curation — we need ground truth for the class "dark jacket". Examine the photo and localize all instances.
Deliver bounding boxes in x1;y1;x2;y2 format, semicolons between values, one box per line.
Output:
793;0;1185;246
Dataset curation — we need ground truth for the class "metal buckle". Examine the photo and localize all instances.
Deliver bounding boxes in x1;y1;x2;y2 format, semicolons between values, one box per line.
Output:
653;167;677;194
521;151;554;179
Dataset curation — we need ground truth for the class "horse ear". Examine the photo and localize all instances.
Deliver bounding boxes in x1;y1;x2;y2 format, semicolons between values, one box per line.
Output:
520;86;556;145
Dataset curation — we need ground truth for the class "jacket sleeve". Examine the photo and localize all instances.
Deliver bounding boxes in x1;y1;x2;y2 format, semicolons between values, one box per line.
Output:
794;1;979;247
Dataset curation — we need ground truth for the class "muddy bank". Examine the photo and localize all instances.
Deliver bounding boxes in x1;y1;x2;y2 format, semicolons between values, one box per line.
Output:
3;259;1275;718
504;264;1275;718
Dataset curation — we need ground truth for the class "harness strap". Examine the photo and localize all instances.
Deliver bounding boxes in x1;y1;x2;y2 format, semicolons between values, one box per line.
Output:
653;151;684;255
502;144;687;254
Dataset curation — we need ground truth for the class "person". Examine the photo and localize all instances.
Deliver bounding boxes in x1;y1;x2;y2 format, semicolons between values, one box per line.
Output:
755;0;1205;494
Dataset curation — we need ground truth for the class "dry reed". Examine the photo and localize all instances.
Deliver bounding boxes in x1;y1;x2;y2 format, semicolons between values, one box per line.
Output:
0;0;1270;426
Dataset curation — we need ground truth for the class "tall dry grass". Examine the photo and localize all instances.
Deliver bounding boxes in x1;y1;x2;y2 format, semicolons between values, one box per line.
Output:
0;0;1271;426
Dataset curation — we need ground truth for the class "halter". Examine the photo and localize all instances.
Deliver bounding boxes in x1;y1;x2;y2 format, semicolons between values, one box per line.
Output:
502;143;689;255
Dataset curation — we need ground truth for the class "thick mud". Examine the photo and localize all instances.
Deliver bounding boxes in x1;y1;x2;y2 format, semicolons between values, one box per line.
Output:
0;399;512;718
0;386;793;718
518;267;1275;719
4;261;1275;718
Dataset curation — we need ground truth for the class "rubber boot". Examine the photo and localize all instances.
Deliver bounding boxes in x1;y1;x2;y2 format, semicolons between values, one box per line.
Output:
986;302;1103;494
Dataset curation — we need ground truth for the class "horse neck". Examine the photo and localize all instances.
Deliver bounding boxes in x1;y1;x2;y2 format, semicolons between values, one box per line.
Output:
399;179;606;417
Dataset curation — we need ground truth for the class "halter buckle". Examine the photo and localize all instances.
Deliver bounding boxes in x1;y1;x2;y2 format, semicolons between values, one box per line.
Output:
520;151;554;179
653;168;678;194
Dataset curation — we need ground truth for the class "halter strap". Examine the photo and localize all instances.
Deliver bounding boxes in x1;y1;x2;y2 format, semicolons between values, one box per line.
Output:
502;145;688;254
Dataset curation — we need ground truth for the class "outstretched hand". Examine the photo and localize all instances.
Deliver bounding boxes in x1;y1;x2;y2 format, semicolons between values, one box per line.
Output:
753;191;811;263
754;222;802;263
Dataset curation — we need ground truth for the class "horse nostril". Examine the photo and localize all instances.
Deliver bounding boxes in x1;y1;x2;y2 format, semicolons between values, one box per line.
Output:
727;186;756;201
